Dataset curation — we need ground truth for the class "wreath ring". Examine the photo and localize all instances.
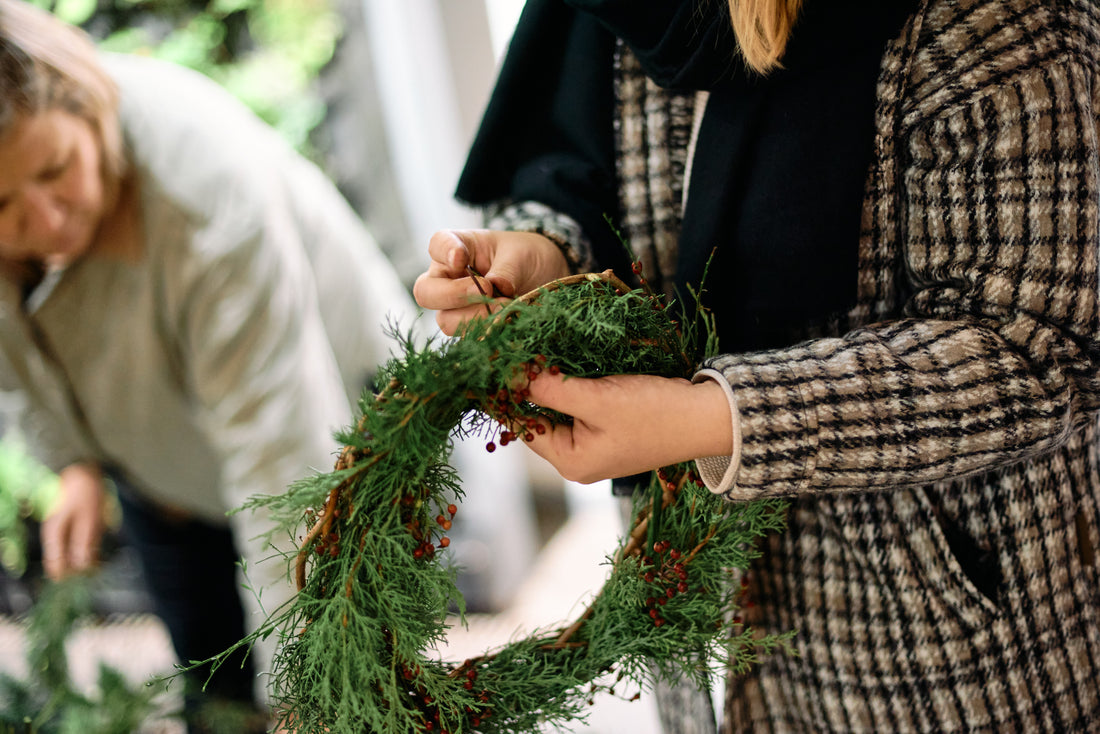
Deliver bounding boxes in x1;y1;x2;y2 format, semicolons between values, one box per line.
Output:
230;271;791;734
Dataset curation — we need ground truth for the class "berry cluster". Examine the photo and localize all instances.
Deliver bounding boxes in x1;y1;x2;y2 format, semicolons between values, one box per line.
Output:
640;539;693;628
407;501;458;560
398;660;494;733
656;466;705;492
483;355;558;453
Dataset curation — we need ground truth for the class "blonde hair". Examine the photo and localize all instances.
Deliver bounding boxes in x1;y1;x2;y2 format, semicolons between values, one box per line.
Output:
727;0;804;75
0;0;124;181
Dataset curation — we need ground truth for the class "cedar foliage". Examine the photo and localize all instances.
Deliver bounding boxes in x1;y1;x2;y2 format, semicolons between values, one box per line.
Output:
220;272;792;733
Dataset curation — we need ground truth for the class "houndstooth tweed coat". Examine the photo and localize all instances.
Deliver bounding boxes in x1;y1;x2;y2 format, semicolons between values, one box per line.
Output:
487;0;1100;730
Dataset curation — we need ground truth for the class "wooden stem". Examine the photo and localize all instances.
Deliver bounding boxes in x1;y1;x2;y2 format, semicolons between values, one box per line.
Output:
515;270;632;305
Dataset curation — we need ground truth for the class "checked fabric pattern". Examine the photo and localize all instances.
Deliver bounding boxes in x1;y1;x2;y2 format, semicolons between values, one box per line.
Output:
615;0;1100;730
699;0;1100;730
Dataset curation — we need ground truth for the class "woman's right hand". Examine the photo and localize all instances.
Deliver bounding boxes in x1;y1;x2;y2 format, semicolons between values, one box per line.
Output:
39;462;107;579
413;229;570;335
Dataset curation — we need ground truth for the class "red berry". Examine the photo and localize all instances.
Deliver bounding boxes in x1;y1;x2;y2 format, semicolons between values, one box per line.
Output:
631;260;643;275
448;504;458;516
439;536;450;548
548;365;561;375
485;442;496;453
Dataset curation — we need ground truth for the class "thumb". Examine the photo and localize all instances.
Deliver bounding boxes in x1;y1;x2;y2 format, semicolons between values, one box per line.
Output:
428;229;473;276
485;266;520;298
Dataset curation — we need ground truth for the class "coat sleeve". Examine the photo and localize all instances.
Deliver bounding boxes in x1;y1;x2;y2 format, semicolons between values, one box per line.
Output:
704;22;1100;500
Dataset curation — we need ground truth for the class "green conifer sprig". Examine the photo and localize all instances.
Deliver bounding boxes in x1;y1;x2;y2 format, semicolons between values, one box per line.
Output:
221;272;791;733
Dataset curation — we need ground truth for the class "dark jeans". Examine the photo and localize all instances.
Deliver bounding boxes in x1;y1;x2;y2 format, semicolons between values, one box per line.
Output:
115;481;266;733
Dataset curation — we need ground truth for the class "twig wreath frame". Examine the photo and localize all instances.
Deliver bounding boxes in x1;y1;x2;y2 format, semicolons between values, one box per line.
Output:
222;271;792;733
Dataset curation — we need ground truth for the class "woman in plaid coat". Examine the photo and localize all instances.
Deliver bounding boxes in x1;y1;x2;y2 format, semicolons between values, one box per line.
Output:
415;0;1100;730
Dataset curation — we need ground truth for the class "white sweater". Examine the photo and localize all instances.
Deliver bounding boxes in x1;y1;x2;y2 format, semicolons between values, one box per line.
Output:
0;52;417;681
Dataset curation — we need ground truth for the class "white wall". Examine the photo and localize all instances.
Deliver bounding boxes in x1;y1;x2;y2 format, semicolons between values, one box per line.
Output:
359;0;537;610
359;0;499;265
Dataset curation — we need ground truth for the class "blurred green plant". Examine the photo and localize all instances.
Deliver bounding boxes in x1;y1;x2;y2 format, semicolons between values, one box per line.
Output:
31;0;340;155
0;440;58;578
0;577;160;734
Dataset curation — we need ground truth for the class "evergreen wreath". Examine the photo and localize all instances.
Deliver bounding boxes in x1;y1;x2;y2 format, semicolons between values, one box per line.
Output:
219;270;792;733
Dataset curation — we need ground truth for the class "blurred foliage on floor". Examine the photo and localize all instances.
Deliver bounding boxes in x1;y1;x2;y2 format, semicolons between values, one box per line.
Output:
0;577;159;734
30;0;341;156
0;574;262;734
0;456;156;734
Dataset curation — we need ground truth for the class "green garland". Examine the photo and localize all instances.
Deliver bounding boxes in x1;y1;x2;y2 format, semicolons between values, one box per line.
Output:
226;271;792;733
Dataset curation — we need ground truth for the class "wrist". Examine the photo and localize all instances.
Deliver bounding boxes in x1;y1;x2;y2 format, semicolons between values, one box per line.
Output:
685;378;735;457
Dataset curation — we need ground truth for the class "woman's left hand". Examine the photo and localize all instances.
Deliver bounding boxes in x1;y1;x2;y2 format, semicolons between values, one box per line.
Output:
517;371;734;484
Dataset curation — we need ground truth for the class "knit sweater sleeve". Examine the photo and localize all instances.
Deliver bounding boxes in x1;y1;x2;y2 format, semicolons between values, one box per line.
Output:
704;10;1100;501
483;200;596;274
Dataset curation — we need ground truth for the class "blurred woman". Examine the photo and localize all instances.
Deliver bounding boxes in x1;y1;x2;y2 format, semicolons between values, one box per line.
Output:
0;1;415;729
